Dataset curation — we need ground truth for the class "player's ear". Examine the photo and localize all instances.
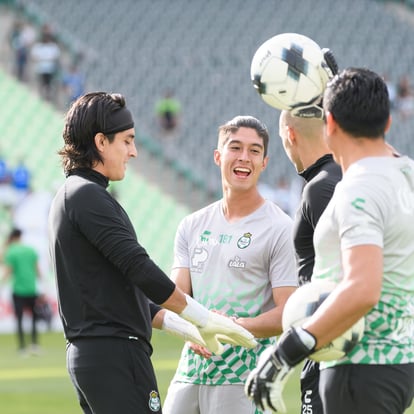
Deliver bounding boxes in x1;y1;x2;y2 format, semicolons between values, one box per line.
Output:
213;149;221;166
325;112;336;137
261;156;269;171
94;132;107;152
286;125;296;146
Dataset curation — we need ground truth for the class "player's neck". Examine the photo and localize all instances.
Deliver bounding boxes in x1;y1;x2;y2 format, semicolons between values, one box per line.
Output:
221;189;265;223
336;137;391;172
299;139;332;170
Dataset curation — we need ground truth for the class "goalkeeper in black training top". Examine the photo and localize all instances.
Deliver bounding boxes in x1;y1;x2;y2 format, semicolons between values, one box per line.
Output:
251;49;341;414
280;49;341;414
48;92;256;414
277;109;341;413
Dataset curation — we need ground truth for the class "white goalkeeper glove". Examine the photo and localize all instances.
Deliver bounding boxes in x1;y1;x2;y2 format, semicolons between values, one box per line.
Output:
245;327;316;413
291;48;339;120
161;310;207;347
180;294;257;355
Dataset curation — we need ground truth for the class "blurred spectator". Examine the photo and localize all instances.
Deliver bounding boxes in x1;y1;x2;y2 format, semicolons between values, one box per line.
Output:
13;187;53;279
258;176;299;217
11;160;31;203
383;73;397;111
8;20;36;82
2;228;41;355
30;25;61;102
61;61;85;108
155;89;182;134
396;75;414;120
0;153;16;208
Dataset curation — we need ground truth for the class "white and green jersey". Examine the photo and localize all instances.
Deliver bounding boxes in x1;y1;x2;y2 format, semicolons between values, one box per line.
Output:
313;156;414;367
171;199;297;385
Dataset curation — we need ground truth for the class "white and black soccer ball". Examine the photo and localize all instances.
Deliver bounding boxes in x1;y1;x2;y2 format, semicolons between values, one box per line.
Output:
282;279;365;362
250;33;329;111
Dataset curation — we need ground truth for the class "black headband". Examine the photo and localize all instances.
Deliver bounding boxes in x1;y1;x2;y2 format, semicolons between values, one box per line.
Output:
102;107;134;134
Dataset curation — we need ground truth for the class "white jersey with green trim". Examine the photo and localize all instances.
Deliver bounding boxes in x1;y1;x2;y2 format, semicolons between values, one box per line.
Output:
171;199;297;385
313;156;414;367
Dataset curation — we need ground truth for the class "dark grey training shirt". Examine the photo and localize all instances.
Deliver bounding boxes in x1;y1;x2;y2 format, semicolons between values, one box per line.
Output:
48;168;176;353
293;154;342;285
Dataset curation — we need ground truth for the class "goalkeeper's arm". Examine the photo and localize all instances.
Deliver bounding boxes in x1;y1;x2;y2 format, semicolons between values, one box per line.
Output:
152;308;207;346
160;287;257;355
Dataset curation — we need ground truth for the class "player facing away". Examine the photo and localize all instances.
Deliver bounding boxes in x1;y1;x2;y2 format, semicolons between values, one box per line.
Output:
246;68;414;414
163;115;298;414
278;110;342;414
48;92;257;414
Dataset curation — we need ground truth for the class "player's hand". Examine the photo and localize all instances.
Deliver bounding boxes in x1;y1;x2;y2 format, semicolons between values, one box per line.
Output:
161;310;207;347
320;48;339;82
188;342;213;359
245;327;316;412
180;295;257;354
291;48;339;120
245;345;294;412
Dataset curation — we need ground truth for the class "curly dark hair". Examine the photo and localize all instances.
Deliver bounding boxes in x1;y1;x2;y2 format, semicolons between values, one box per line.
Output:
59;92;127;174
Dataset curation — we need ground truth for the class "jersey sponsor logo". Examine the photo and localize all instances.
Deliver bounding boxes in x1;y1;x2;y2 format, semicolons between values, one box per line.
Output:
191;247;208;272
200;230;211;242
199;230;232;245
237;232;252;249
228;255;246;269
351;197;365;210
148;390;161;412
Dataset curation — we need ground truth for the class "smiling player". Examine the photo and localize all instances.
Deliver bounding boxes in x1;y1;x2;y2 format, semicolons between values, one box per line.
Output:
163;115;297;414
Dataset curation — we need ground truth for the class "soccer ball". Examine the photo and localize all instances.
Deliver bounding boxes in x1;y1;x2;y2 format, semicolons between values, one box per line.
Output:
250;33;328;111
282;280;365;362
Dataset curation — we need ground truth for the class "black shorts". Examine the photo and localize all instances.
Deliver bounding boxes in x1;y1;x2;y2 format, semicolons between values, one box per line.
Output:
67;337;162;414
300;359;323;414
319;363;414;414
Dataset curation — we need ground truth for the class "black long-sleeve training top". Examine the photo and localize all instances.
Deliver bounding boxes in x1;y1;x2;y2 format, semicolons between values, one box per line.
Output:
48;168;176;353
293;154;342;285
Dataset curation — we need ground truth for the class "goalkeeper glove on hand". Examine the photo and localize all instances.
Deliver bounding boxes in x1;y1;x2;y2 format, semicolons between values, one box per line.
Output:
161;310;207;347
245;327;316;413
291;48;339;120
180;294;257;355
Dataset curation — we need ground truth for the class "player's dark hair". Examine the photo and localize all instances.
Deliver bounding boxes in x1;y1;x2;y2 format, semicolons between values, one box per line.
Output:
218;115;269;157
7;227;22;243
323;68;390;138
59;92;128;174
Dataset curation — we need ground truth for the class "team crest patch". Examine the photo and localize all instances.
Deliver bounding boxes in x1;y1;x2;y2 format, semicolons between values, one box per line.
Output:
237;232;252;249
148;390;161;412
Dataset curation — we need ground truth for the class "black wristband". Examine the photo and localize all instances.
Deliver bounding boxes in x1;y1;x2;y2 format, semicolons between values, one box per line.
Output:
277;327;315;366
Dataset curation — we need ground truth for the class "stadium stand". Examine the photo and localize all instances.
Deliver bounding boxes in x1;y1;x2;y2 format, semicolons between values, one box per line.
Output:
0;68;189;272
2;0;414;201
6;0;414;197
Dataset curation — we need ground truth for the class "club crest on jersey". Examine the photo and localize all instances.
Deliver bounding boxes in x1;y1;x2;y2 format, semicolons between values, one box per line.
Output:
237;232;252;249
148;390;161;412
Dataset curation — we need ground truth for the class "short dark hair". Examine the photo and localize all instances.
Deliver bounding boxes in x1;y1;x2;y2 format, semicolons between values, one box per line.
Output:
8;228;22;242
323;68;390;138
59;92;130;174
218;115;269;157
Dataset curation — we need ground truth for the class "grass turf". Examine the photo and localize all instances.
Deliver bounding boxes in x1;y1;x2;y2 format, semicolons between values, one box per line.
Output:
0;330;412;413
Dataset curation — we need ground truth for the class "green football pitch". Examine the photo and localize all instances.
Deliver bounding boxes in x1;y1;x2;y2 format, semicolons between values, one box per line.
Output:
0;331;413;414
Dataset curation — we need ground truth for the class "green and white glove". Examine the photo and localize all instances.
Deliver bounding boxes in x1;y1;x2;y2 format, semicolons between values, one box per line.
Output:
161;310;207;347
180;294;258;355
245;327;316;412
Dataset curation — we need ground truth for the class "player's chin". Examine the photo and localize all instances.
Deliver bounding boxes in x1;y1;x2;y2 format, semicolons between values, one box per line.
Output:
110;170;126;181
